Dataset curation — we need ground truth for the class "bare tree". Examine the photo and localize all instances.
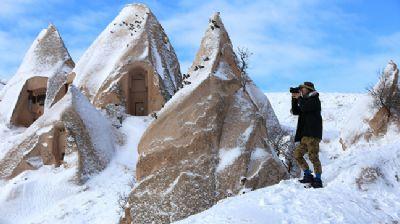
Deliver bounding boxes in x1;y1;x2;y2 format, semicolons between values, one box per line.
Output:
236;47;252;91
367;70;400;117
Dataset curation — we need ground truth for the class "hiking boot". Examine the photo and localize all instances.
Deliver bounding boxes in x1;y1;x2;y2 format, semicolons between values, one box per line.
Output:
311;178;323;188
298;173;314;184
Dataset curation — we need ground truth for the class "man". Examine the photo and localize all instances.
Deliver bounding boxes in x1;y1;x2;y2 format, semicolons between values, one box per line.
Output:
291;82;323;188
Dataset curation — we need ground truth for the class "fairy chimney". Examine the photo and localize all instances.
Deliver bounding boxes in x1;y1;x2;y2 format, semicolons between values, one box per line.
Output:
73;3;182;117
0;86;115;183
0;24;75;127
123;12;288;224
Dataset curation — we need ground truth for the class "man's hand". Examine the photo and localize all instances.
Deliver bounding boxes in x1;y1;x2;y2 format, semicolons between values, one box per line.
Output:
292;92;301;99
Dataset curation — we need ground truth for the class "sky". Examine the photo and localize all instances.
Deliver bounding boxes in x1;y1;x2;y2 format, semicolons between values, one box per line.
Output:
0;0;399;92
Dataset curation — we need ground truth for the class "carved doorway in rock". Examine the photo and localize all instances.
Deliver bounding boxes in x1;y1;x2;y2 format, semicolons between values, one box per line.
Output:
11;76;48;127
52;126;67;167
127;68;148;116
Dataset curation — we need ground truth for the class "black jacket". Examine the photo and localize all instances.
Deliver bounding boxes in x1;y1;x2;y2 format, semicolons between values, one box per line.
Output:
291;92;323;142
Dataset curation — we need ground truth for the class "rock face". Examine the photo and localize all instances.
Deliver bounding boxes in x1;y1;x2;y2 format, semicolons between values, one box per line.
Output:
0;86;115;183
73;4;181;117
340;60;399;149
124;12;288;224
369;60;400;134
0;24;74;127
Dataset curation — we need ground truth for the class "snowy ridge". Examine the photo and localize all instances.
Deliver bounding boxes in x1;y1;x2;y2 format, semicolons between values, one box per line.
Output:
0;24;74;123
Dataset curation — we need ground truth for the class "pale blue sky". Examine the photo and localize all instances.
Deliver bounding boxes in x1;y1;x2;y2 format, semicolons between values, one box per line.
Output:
0;0;399;92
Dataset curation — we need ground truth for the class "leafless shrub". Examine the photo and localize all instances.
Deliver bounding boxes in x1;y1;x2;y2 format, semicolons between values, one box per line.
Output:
356;167;383;191
267;127;300;177
236;47;252;91
127;176;136;188
367;70;400;117
117;192;129;213
117;177;135;215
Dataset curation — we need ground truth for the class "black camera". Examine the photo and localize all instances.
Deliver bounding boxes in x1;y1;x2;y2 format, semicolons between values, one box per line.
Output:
289;87;300;93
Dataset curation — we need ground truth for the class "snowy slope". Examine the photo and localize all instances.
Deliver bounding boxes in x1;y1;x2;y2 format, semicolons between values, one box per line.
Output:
0;116;151;224
175;92;400;224
0;93;399;224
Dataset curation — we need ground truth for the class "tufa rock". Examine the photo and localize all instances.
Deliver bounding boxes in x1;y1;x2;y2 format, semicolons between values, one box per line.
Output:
73;4;182;117
0;24;75;127
123;12;288;224
0;86;116;184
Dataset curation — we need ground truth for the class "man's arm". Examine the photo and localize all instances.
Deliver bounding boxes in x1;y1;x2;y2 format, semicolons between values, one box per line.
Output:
298;97;321;112
291;94;301;115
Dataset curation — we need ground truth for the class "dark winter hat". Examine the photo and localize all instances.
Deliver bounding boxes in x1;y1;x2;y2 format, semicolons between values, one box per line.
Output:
299;81;315;91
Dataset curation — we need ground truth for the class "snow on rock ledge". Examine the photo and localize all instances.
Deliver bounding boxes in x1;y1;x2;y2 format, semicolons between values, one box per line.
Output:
122;12;288;224
0;86;115;183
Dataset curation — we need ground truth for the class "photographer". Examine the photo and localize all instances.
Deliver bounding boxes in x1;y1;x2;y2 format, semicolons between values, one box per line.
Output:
291;82;323;188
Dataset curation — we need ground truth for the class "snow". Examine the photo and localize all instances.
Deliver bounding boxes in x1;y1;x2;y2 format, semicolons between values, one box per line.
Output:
217;147;242;172
247;83;280;131
0;87;399;223
175;92;400;224
250;148;270;161
214;61;232;80
70;86;115;165
0;116;151;224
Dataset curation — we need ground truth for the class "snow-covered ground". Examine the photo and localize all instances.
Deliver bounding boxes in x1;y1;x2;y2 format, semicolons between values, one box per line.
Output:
0;92;399;224
0;116;151;224
175;92;400;224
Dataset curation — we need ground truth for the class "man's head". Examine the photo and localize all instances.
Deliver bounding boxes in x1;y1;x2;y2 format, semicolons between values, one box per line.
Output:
299;82;315;95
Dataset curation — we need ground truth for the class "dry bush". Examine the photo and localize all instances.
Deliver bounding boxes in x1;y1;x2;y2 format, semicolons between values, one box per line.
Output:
236;47;252;91
117;177;135;215
356;167;383;191
367;70;400;117
267;127;300;177
117;192;129;214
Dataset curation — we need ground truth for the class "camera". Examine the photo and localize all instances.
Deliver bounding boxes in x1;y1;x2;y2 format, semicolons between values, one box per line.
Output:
290;87;300;93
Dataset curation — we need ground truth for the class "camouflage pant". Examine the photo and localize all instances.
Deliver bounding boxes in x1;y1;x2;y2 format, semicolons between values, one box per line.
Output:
294;136;322;174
